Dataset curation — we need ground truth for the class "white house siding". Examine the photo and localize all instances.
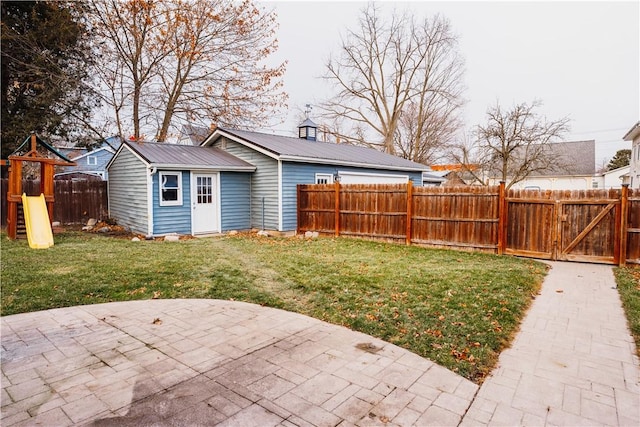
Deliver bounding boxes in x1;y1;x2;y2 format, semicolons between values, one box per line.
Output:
504;175;592;190
152;171;192;235
107;147;149;234
601;166;629;189
214;137;279;230
631;137;640;188
220;172;252;231
281;163;423;231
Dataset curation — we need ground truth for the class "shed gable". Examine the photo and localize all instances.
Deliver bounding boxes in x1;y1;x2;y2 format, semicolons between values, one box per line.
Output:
107;146;150;234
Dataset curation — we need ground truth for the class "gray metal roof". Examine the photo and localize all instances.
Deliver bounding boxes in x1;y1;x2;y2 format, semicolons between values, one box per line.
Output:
209;128;430;172
124;141;255;171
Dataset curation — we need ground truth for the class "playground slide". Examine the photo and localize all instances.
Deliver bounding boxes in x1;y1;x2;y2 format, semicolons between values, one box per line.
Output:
21;193;54;249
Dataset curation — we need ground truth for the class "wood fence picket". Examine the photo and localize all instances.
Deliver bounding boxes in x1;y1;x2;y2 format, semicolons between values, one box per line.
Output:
298;182;640;266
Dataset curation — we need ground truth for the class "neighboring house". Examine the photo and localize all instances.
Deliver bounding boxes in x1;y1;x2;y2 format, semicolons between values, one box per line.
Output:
624;121;640;188
56;137;121;181
178;124;211;146
596;165;630;189
422;171;446;187
107;120;431;236
490;140;597;190
430;164;480;186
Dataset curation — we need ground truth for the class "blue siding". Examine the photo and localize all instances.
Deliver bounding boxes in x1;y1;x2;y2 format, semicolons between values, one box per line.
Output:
214;137;279;230
152;170;192;235
281;163;423;231
220;172;251;231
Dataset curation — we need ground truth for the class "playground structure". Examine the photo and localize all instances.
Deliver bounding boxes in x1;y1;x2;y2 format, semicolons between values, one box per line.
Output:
4;133;76;243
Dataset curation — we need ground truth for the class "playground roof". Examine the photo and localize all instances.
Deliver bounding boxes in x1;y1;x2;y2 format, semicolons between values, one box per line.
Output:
11;134;74;163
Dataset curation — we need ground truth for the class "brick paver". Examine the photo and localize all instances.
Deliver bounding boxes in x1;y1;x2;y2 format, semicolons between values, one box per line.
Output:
2;261;638;426
461;261;640;426
1;299;478;426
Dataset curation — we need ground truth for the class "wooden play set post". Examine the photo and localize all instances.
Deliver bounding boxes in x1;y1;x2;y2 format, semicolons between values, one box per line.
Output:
4;133;76;240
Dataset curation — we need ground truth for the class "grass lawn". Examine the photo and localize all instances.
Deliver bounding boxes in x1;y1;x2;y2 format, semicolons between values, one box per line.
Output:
614;266;640;357
1;231;547;382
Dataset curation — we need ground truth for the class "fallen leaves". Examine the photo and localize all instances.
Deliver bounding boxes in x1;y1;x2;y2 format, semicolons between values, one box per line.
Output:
451;347;476;364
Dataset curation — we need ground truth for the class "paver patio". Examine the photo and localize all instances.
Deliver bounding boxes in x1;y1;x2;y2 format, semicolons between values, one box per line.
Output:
1;299;477;426
1;261;638;426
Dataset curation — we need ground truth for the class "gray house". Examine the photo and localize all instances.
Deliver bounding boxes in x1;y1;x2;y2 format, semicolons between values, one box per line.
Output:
107;121;432;236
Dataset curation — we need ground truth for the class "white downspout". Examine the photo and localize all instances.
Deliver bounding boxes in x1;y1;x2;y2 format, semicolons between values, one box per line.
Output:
277;159;283;231
147;167;155;236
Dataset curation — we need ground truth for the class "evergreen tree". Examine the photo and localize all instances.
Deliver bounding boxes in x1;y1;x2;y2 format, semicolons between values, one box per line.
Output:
1;1;98;157
606;149;631;171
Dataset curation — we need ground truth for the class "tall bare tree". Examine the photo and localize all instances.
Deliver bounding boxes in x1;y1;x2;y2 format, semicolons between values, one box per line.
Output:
91;0;287;142
451;100;571;189
320;4;464;159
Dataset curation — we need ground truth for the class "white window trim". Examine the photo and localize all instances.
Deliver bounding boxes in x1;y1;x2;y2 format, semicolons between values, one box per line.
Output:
159;171;183;206
87;156;97;165
315;173;334;184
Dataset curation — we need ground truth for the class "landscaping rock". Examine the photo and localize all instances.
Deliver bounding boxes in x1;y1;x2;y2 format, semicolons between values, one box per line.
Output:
131;237;141;242
52;221;61;227
164;234;180;242
82;226;93;231
96;226;110;233
87;218;98;227
256;230;269;237
304;231;319;239
227;230;239;236
145;235;154;240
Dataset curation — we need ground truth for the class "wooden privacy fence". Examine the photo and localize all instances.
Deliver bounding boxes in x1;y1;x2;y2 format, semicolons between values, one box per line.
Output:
1;178;108;226
297;182;640;266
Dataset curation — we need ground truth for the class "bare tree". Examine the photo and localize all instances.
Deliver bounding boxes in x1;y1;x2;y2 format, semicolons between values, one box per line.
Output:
91;0;287;142
451;100;571;189
320;4;464;160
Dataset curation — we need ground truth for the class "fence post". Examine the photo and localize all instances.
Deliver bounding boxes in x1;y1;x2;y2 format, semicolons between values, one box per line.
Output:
406;180;413;245
619;184;629;267
497;181;506;255
296;185;301;235
334;181;340;237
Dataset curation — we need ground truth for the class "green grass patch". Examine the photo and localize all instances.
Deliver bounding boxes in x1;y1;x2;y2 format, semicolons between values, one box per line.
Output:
614;266;640;357
1;231;547;382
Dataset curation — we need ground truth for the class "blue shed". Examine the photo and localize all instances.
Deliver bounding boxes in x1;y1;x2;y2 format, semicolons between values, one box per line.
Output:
106;141;255;236
107;122;434;236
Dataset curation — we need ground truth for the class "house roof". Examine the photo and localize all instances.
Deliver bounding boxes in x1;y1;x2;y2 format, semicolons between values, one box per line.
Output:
180;124;212;145
623;121;640;141
115;140;256;171
206;128;430;172
510;140;595;177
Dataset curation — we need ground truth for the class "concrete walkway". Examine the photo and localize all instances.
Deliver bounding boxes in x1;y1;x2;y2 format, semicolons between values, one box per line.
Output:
1;262;638;426
462;262;639;426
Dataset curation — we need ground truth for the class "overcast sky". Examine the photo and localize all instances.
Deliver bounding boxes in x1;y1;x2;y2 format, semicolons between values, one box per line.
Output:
261;0;639;166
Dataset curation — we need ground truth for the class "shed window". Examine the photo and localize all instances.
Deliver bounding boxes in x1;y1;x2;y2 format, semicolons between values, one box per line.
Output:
87;156;97;165
315;173;333;184
160;171;182;206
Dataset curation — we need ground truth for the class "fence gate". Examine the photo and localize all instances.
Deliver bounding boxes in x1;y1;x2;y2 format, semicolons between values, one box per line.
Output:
556;198;619;263
505;190;622;265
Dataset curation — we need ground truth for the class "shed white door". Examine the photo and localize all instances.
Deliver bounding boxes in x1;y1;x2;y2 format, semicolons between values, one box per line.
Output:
191;173;219;234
